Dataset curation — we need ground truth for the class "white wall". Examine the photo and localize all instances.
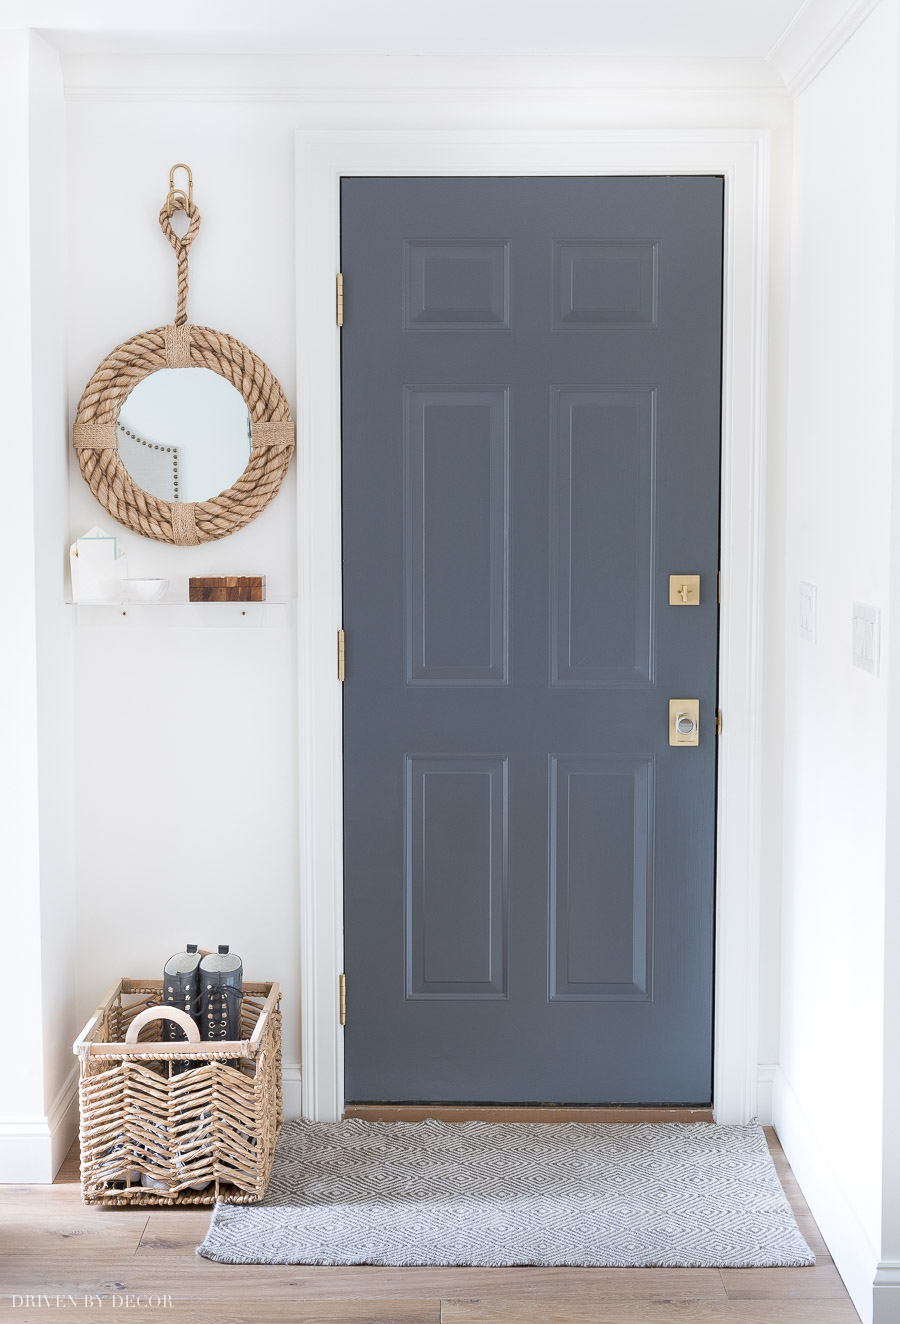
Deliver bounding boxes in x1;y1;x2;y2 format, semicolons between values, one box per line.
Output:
65;98;302;1100
7;18;900;1316
60;64;791;1135
0;29;78;1181
880;88;900;1303
0;45;792;1179
775;3;900;1320
759;107;794;1092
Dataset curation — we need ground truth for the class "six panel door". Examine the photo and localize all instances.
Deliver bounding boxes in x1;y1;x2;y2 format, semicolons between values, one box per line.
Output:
341;176;722;1104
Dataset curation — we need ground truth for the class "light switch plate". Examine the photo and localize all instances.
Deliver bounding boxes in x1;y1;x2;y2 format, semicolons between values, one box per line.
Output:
852;602;880;676
799;582;816;643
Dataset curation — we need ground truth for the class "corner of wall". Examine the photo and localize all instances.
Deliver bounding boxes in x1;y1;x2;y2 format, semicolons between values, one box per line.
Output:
774;1066;879;1323
0;27;77;1181
775;4;900;1320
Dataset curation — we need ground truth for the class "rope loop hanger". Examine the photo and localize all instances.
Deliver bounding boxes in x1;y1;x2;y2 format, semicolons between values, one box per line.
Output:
158;164;201;327
71;162;295;546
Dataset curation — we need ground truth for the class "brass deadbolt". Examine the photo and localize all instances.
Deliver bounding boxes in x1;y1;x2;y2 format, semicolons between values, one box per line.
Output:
669;574;700;605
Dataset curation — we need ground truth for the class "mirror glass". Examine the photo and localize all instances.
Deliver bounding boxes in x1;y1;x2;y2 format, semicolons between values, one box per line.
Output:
117;367;252;504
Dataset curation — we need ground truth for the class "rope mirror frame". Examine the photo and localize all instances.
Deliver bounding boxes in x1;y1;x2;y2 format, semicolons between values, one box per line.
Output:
72;180;294;547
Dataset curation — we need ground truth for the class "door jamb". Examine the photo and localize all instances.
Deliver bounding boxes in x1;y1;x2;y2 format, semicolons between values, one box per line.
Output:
295;128;770;1124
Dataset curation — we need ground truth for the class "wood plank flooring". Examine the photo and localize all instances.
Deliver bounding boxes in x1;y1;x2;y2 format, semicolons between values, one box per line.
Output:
0;1129;859;1323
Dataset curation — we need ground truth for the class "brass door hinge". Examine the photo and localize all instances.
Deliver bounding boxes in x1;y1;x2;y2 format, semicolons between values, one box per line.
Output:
716;709;723;736
339;973;347;1026
336;272;344;327
337;628;345;682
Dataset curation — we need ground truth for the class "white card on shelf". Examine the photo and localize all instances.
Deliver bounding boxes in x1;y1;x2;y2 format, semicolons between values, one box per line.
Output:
69;526;128;602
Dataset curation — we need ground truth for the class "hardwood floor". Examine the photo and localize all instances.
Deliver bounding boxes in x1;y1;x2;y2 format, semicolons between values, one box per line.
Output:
0;1129;859;1323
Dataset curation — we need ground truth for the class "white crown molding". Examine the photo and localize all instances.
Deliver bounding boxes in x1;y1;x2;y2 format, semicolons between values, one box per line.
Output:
60;52;787;102
766;0;883;95
64;84;792;107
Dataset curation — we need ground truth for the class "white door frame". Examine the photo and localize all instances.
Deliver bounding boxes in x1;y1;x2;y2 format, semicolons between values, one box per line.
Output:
295;128;770;1124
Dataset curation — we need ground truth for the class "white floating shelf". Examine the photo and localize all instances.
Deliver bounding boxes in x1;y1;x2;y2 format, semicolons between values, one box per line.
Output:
67;597;294;628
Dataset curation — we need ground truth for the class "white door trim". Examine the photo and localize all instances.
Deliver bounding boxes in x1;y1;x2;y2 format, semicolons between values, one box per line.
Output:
295;128;770;1123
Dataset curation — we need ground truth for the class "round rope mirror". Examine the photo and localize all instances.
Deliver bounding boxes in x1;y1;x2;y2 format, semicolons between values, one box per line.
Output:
73;169;294;545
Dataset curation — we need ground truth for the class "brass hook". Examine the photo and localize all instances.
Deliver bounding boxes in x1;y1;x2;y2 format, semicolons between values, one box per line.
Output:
166;163;193;216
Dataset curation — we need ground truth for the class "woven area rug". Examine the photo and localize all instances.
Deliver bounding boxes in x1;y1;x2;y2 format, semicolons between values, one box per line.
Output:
197;1119;815;1268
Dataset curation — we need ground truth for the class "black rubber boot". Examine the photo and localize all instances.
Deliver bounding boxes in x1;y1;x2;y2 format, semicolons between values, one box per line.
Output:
199;946;243;1063
162;944;202;1073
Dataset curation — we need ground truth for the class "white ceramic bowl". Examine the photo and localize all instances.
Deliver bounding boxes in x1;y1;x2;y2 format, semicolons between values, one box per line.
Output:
118;578;169;603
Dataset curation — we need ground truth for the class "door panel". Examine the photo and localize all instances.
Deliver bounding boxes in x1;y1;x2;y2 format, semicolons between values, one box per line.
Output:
404;240;510;329
550;386;655;686
404;387;509;684
405;756;508;1000
341;176;722;1105
552;240;659;327
549;755;653;1002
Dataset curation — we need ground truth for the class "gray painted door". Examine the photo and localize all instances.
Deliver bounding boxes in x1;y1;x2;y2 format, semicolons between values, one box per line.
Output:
341;177;722;1104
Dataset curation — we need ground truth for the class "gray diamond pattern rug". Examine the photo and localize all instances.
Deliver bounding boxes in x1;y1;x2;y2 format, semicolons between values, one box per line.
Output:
197;1119;815;1268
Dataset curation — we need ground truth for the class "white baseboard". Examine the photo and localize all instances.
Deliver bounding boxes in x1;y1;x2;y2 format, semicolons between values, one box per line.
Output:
0;1063;79;1184
48;1064;80;1178
773;1065;878;1324
282;1062;302;1119
757;1064;776;1124
874;1263;900;1324
873;1260;899;1324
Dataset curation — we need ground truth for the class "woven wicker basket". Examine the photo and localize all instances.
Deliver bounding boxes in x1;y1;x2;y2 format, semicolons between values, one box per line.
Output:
73;977;282;1206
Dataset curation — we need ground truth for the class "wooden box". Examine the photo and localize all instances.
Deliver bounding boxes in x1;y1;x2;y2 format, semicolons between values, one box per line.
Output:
189;575;266;602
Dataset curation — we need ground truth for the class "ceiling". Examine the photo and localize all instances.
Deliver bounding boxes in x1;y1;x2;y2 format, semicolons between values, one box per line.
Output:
4;0;812;59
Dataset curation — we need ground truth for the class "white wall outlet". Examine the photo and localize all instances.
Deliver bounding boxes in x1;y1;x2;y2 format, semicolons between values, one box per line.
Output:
852;602;880;676
799;582;817;642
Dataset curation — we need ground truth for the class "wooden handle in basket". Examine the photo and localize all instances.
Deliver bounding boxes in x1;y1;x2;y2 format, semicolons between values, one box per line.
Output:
125;1005;200;1043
